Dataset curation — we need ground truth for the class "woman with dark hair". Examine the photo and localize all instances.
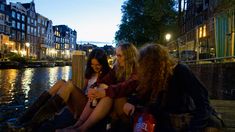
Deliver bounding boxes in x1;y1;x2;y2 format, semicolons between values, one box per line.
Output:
17;48;111;131
123;43;223;131
58;43;139;132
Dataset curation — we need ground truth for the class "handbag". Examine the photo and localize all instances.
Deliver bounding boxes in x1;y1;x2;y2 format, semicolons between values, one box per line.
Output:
133;111;156;132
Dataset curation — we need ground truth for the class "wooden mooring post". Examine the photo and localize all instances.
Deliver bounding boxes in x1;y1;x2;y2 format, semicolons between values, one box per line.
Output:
72;51;86;89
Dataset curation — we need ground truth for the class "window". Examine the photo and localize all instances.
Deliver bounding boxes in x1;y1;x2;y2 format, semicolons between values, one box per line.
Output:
12;11;16;18
42;28;45;35
31;27;33;34
0;25;4;32
22;32;25;40
12;20;16;28
22;15;25;21
0;4;4;11
0;13;4;21
38;18;41;23
6;15;9;21
11;30;16;39
17;22;20;29
65;44;69;49
17;13;20;20
203;25;207;37
27;26;30;33
38;27;40;36
199;27;203;38
34;28;37;36
55;43;60;49
27;17;30;24
17;32;21;41
22;23;25;31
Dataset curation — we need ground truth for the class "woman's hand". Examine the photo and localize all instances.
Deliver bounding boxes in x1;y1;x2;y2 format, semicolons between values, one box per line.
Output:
123;102;135;116
98;83;108;89
87;87;106;100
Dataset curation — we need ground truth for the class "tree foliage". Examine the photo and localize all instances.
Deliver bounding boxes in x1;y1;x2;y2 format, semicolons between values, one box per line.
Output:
212;0;235;12
115;0;179;47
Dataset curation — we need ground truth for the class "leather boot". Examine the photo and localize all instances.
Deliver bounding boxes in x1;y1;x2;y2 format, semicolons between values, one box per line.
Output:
23;94;65;131
17;91;51;124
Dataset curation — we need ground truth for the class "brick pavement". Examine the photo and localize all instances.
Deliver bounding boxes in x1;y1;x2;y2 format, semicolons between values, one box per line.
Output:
211;100;235;132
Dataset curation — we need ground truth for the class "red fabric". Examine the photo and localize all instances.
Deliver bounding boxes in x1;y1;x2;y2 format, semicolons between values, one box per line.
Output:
97;66;139;98
133;112;156;132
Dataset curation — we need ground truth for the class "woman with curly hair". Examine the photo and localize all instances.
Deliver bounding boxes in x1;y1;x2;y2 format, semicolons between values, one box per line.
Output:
123;43;223;131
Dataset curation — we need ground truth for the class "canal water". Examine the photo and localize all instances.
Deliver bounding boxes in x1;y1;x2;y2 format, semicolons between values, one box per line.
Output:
0;66;72;130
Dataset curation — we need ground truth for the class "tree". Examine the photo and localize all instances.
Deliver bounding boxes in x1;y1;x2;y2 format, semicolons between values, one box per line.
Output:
212;0;235;12
115;0;178;47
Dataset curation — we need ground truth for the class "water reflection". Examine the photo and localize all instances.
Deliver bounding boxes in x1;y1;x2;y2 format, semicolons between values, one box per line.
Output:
21;69;33;103
0;69;18;104
0;66;72;106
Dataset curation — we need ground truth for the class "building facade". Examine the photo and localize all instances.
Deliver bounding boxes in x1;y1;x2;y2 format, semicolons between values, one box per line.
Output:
53;25;77;59
8;2;27;57
37;13;54;59
0;0;77;60
168;0;235;60
0;0;11;59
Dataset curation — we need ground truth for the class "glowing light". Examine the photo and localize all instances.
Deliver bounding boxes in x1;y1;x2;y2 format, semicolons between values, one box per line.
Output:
165;33;171;42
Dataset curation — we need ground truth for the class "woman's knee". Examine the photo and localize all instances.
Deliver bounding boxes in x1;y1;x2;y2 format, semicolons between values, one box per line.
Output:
49;80;67;95
99;97;113;107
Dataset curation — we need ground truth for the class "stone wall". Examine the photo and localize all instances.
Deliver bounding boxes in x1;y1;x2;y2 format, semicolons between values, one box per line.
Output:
189;62;235;100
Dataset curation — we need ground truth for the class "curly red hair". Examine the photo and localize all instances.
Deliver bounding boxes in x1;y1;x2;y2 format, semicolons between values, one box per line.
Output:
137;43;176;103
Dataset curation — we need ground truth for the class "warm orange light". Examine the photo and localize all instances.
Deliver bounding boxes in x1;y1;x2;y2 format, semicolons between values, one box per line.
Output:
199;27;203;38
203;25;206;37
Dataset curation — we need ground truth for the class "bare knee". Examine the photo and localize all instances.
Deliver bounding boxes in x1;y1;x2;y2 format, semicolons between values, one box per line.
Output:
48;80;67;95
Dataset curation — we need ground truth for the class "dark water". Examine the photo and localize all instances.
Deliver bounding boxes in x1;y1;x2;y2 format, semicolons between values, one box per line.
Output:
0;66;72;129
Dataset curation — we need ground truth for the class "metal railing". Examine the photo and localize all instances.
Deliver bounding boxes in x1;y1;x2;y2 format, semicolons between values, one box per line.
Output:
179;56;235;64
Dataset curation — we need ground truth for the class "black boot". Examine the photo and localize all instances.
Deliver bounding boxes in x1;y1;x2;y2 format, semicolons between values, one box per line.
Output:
17;91;51;124
23;94;65;131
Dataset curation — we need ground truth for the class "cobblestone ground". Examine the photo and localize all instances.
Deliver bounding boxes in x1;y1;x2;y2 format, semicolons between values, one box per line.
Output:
0;99;235;131
211;100;235;132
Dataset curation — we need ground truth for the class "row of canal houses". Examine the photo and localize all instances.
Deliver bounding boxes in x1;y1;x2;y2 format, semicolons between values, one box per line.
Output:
0;0;77;59
167;0;235;59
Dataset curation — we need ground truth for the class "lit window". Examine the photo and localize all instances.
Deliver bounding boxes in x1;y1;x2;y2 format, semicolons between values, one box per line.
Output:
199;27;203;38
203;25;206;37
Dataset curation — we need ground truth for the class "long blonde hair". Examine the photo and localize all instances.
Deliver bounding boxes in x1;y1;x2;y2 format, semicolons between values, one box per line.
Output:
137;43;176;103
115;43;139;81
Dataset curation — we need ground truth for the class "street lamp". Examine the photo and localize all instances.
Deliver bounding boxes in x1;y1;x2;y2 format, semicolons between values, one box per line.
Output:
25;42;30;59
165;33;172;42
